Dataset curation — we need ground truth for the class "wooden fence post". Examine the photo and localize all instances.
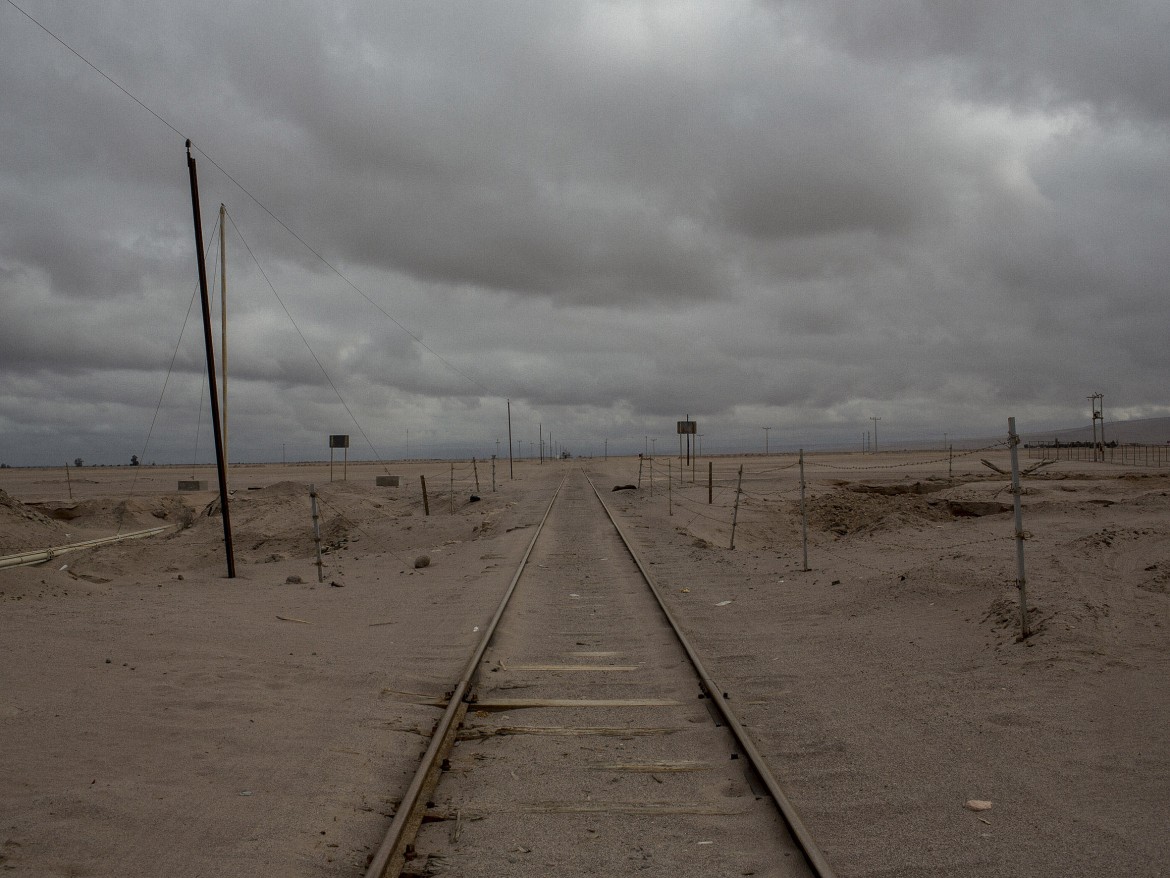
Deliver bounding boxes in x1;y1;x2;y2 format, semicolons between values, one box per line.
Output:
1008;418;1031;639
799;449;809;571
309;484;324;582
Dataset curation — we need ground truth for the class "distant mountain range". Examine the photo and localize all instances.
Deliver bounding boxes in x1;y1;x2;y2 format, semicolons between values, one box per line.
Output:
891;416;1170;451
1019;416;1170;446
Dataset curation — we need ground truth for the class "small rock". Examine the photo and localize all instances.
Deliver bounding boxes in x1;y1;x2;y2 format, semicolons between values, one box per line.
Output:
414;555;430;569
965;799;993;811
285;575;303;584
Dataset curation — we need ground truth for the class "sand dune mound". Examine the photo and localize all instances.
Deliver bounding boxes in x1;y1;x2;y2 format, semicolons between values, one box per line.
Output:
0;488;67;554
808;485;954;535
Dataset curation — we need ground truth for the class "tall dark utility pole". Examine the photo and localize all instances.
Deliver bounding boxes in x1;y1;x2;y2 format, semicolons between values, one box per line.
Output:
186;141;235;577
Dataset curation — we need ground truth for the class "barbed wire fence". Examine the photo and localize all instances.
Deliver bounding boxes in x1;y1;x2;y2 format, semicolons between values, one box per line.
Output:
601;428;1108;640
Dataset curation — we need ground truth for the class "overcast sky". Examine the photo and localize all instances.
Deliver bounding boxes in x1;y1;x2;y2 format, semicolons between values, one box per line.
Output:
2;0;1168;466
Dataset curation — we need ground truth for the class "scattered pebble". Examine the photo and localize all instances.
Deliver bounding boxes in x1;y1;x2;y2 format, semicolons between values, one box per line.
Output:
414;555;430;569
965;799;993;812
285;575;303;584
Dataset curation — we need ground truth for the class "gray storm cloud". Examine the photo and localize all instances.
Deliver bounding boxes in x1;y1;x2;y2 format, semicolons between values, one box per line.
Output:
1;0;1167;465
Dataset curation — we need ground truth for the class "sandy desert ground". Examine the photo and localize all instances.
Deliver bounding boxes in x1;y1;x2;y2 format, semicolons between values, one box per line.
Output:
2;450;1168;876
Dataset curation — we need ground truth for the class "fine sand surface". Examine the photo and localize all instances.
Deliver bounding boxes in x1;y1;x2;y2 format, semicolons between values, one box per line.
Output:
2;452;1168;876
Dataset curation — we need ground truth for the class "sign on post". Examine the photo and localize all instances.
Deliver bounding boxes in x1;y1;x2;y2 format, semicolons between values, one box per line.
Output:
329;434;350;482
677;420;697;465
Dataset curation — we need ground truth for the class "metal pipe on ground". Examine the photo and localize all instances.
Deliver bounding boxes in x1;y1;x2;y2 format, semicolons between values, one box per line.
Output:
0;526;172;570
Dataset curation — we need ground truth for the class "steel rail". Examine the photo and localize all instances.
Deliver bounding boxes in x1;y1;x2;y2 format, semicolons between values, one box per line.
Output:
586;472;838;878
363;474;567;878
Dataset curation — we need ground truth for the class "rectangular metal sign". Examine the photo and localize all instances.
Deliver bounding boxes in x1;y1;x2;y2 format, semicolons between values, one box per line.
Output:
677;421;697;434
329;434;350;448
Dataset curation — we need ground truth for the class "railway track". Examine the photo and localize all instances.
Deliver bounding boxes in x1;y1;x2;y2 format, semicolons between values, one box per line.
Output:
365;469;834;878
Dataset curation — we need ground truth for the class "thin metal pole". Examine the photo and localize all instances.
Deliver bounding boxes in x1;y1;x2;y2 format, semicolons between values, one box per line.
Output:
729;464;743;549
186;142;235;578
472;457;480;493
1008;417;1031;638
309;484;324;583
420;475;430;516
799;449;809;571
507;399;513;479
708;461;712;504
491;456;496;492
65;462;72;500
668;460;672;516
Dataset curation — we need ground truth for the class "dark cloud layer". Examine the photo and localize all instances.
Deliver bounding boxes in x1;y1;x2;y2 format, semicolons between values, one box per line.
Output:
1;0;1168;466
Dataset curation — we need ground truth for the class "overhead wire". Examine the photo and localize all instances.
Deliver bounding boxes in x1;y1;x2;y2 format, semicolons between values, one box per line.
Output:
222;209;389;466
5;0;496;402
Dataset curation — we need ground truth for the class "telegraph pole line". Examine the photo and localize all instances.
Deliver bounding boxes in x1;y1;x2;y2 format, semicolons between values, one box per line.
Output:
186;143;235;578
1089;392;1104;460
869;417;881;453
762;426;772;455
219;203;228;484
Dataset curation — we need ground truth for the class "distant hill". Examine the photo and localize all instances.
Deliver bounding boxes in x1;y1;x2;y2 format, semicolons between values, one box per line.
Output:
1020;416;1170;446
893;416;1170;452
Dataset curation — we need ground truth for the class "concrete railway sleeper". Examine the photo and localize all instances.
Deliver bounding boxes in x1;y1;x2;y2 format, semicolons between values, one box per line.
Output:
364;470;835;878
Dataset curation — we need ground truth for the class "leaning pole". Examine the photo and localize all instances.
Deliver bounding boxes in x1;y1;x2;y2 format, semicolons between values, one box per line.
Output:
186;141;236;578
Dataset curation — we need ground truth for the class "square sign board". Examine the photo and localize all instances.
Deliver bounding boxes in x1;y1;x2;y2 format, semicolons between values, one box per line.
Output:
677;421;697;434
329;434;350;448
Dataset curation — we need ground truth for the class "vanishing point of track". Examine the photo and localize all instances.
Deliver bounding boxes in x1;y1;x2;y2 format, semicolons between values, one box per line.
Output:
364;469;835;878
